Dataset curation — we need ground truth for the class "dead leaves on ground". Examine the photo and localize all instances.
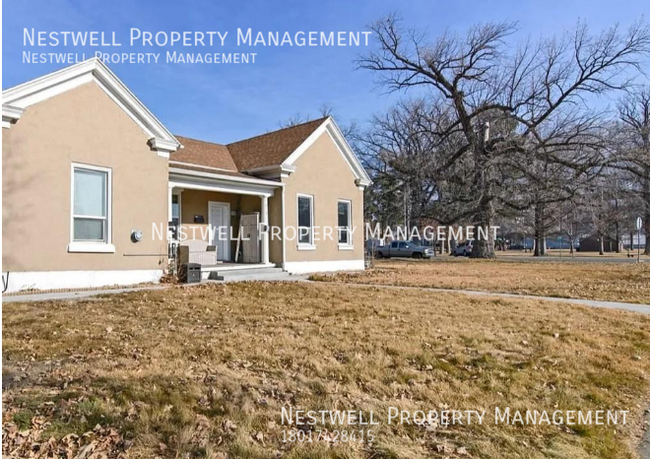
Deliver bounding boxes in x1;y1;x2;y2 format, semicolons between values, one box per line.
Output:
3;281;650;458
3;421;128;459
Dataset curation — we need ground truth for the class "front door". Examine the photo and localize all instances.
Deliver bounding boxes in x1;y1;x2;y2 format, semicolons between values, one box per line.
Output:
208;202;230;261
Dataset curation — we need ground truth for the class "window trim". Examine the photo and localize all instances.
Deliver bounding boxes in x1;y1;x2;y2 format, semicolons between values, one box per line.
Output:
337;199;353;249
296;193;315;250
68;162;114;253
171;193;181;224
170;191;182;242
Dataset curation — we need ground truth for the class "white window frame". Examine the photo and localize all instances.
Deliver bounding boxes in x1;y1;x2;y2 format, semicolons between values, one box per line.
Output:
171;193;181;224
68;162;115;253
337;199;354;250
170;191;183;241
296;193;315;250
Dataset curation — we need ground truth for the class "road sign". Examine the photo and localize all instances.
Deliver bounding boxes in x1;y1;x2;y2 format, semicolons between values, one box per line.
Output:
636;217;643;231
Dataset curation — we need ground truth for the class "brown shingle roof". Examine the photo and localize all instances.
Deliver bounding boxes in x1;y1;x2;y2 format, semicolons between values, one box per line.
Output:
172;136;238;171
172;117;327;174
227;117;327;171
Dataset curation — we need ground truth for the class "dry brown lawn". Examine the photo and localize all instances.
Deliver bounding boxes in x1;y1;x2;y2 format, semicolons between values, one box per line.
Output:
314;259;650;304
3;282;650;458
501;250;650;260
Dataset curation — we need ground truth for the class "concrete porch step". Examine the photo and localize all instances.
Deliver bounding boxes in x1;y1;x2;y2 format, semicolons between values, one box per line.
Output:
208;266;287;281
219;272;296;283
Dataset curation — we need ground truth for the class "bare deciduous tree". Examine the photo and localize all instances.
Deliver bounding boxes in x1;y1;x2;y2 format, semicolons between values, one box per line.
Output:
615;88;650;254
360;100;441;228
360;16;650;257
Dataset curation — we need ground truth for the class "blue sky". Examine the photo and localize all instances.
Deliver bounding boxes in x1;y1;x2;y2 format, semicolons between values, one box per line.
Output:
3;0;649;144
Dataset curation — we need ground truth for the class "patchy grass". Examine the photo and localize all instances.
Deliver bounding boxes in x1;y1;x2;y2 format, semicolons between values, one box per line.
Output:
3;282;650;458
313;259;650;304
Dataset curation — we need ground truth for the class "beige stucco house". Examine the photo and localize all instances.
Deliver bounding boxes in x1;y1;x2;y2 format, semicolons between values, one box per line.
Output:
2;58;370;293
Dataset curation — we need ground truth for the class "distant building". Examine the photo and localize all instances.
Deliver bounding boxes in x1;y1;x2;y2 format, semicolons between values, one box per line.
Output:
621;233;647;250
578;234;621;252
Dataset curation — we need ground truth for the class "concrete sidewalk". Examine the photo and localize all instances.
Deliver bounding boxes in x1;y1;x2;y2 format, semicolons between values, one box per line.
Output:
497;255;649;264
2;285;167;303
4;279;650;316
641;408;650;459
1;275;309;304
325;281;650;316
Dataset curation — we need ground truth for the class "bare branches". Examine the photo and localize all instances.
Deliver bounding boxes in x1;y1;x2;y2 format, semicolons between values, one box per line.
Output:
611;86;650;253
359;15;517;101
360;15;650;256
521;21;650;131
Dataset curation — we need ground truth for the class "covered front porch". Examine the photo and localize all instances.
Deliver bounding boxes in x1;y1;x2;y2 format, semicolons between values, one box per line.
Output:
168;165;282;274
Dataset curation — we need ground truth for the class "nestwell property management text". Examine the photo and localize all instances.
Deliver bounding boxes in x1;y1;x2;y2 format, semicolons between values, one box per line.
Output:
22;28;373;64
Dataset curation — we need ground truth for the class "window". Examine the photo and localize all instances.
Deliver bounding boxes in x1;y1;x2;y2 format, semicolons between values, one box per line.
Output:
337;200;352;246
171;194;180;227
170;194;181;240
391;241;399;249
297;194;314;247
399;242;408;249
69;164;113;253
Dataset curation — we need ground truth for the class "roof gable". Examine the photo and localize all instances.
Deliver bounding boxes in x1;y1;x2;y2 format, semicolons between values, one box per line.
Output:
173;117;371;186
2;58;180;156
227;117;326;171
282;117;371;186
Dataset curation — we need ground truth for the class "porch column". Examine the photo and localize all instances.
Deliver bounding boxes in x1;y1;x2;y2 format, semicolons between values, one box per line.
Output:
167;184;174;243
261;195;270;264
168;185;173;223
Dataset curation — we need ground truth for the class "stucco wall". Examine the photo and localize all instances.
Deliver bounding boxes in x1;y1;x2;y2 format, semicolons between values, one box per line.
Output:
282;132;364;263
2;82;169;272
179;189;262;261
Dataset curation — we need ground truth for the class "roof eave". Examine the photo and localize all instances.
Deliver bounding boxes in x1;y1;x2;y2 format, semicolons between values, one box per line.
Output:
2;58;180;153
169;166;284;187
283;117;372;186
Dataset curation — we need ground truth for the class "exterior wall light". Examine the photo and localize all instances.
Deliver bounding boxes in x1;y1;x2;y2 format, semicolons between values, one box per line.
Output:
131;229;143;243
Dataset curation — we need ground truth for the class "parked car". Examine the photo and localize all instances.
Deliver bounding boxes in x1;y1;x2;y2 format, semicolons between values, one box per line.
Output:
376;241;434;259
452;241;473;257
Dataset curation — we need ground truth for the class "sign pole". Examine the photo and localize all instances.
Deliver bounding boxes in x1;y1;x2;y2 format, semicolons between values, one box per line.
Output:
635;217;643;263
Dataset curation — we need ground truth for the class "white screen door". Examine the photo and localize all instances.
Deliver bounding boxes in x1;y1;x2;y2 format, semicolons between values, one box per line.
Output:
208;202;230;261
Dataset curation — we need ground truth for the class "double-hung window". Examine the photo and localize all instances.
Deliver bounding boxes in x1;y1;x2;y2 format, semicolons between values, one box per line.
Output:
69;163;114;253
297;194;314;248
337;200;352;248
170;193;181;241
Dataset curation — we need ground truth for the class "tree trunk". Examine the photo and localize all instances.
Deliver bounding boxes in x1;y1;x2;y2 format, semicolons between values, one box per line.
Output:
599;233;604;256
469;200;496;259
468;123;496;259
534;235;547;256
